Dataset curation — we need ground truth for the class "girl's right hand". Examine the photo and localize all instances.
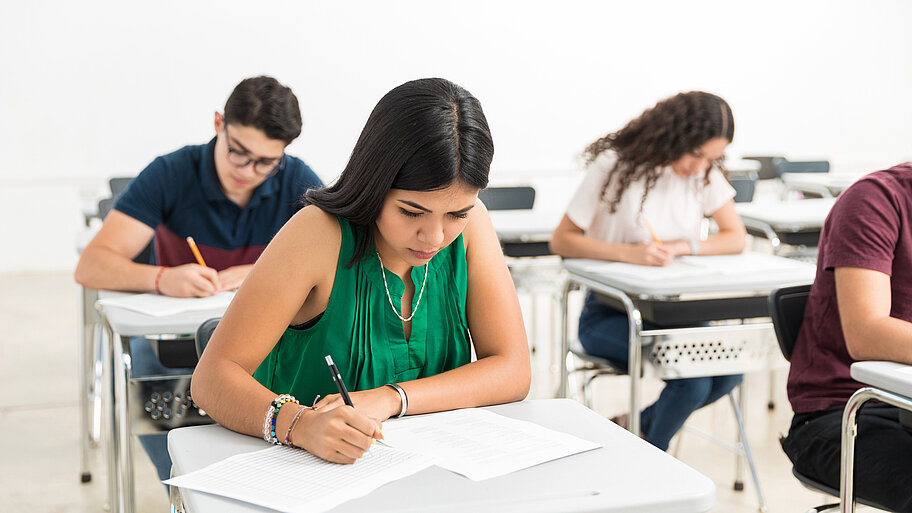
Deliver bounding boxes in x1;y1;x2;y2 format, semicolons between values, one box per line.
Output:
626;242;674;266
290;406;382;464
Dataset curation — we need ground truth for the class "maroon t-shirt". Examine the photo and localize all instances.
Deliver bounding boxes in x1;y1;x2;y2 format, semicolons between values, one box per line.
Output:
788;163;912;413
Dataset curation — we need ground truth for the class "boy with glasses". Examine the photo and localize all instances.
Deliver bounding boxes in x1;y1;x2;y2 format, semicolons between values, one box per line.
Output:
76;76;322;297
73;76;323;485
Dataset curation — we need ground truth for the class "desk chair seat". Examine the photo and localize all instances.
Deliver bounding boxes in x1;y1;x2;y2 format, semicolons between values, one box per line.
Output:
768;285;895;512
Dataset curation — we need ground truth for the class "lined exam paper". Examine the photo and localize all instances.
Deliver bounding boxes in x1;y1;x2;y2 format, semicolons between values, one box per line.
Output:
164;443;434;513
381;408;601;481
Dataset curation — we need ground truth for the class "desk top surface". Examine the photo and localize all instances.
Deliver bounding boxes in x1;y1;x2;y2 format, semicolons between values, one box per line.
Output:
169;399;715;513
851;361;912;398
780;172;863;191
488;209;562;242
564;252;815;298
735;198;836;229
96;291;227;337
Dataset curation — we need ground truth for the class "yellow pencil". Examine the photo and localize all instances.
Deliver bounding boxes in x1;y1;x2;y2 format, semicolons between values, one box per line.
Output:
186;236;208;267
641;216;663;244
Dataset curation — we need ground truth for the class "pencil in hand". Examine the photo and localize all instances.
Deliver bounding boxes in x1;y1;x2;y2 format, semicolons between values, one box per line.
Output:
641;216;663;245
186;236;208;267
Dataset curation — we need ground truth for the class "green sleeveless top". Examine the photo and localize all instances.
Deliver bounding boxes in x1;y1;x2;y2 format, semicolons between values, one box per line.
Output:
253;216;471;402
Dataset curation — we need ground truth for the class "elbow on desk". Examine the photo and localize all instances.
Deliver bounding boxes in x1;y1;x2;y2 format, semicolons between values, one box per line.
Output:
548;235;570;258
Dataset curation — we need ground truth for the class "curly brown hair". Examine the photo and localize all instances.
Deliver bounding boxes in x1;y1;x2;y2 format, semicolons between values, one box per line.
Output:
584;91;734;214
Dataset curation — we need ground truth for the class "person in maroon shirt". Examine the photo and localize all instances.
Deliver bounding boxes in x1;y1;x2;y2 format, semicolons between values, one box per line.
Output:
782;163;912;512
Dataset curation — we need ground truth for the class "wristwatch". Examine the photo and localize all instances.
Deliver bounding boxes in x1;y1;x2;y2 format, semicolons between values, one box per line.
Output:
688;239;700;256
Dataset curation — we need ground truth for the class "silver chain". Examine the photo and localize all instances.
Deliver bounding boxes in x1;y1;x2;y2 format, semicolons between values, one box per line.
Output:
377;251;429;323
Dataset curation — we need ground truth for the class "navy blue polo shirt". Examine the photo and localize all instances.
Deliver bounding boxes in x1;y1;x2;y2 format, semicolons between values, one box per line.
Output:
114;138;322;270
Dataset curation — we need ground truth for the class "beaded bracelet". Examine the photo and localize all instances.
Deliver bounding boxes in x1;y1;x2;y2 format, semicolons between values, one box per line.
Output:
283;406;309;446
263;394;297;444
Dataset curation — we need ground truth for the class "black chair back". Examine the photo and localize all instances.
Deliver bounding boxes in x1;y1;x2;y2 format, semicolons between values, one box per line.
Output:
729;171;758;203
478;186;535;211
743;156;785;180
195;318;221;359
777;160;830;176
97;184;154;265
768;284;812;361
109;176;134;198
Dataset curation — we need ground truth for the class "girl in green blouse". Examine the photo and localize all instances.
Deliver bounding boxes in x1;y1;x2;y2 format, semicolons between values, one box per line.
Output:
192;78;531;464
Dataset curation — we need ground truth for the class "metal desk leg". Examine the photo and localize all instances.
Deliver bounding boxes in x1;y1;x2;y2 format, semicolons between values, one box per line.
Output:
839;386;912;513
79;286;97;483
624;297;643;437
113;333;136;513
102;320;120;513
729;388;767;512
558;280;572;398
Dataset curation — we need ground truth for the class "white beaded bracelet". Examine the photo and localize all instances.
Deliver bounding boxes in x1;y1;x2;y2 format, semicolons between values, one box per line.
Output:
385;383;408;418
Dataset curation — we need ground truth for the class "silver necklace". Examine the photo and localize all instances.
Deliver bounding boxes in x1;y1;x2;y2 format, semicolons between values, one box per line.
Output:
377;251;429;323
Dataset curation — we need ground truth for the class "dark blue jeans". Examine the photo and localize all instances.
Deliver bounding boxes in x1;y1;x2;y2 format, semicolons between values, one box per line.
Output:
578;292;742;451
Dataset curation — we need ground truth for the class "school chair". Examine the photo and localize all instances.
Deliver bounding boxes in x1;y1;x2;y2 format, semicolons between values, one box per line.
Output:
480;186;562;357
743;155;786;181
478;186;549;257
730;171;759;203
78;190;153;485
564;301;767;512
195;317;221;358
776;160;830;176
109;176;134;198
767;284;890;513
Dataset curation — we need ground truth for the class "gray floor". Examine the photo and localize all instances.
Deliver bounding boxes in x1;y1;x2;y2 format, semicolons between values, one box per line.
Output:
0;271;879;512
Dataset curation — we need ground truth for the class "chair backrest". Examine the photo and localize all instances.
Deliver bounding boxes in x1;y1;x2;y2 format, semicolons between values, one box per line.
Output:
768;284;812;361
477;186;535;211
195;317;221;359
97;197;115;220
729;171;758;203
777;160;830;176
742;156;786;180
109;176;135;198
97;188;155;265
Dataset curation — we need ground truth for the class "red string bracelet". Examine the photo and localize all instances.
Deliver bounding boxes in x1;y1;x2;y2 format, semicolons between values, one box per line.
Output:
154;266;167;294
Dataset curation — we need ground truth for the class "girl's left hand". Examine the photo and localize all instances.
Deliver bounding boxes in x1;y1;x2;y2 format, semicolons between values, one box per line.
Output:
313;386;402;422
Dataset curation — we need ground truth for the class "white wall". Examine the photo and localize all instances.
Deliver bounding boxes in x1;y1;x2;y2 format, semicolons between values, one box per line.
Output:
2;0;911;272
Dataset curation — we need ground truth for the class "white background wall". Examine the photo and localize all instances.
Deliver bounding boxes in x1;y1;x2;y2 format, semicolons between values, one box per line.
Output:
2;0;911;273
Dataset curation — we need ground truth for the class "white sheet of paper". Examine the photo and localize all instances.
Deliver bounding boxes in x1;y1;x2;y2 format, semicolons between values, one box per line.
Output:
381;408;601;481
578;260;710;281
164;443;434;513
677;253;808;274
96;291;235;316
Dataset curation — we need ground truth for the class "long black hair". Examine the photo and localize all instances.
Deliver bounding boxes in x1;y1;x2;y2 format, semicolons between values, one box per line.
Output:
305;78;494;266
584;91;734;213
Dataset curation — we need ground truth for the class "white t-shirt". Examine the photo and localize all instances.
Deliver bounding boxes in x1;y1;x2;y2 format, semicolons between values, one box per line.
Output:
565;152;735;244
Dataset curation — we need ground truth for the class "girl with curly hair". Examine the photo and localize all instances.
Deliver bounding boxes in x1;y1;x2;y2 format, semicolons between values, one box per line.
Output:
550;91;747;450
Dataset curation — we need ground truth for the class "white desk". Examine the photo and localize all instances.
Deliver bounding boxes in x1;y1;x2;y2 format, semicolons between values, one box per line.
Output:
169;399;715;513
780;173;863;198
840;361;912;513
488;209;560;245
97;291;231;513
559;253;815;511
736;198;836;254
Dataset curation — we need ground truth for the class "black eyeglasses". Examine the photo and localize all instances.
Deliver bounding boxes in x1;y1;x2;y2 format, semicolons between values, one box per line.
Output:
223;126;286;177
